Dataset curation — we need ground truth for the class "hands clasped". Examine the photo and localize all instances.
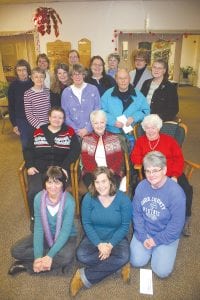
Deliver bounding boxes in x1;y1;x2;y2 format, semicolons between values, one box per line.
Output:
98;243;113;260
33;256;53;273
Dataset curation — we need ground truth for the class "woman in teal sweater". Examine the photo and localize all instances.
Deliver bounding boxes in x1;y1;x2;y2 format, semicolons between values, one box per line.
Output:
70;166;132;297
8;166;77;276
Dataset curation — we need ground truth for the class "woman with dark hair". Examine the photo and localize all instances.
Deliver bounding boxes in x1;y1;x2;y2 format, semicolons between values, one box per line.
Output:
8;166;77;276
8;59;33;148
85;55;116;96
50;63;71;107
141;59;179;121
23;106;81;220
70;167;132;297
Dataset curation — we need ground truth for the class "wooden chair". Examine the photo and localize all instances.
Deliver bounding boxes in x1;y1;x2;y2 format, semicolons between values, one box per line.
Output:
133;121;200;182
72;151;131;216
18;160;80;219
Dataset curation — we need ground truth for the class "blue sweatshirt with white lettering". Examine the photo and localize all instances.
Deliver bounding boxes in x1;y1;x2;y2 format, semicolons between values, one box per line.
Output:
132;177;186;245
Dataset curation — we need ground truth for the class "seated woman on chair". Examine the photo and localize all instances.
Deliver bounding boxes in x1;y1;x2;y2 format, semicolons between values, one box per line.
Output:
130;151;185;278
81;109;126;191
23;106;81;221
70;167;132;297
130;114;193;236
8;166;77;276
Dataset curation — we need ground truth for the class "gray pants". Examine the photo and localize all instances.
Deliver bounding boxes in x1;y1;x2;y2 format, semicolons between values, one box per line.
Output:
11;234;77;275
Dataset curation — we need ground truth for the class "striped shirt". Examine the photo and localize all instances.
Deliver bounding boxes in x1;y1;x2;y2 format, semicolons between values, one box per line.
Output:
24;87;50;128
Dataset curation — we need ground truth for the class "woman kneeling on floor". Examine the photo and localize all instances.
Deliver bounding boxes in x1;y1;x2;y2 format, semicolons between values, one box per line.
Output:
8;166;77;276
130;151;186;278
70;166;132;297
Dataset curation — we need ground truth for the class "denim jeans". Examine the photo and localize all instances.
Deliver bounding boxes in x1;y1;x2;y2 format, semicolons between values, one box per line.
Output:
130;235;179;278
77;236;130;287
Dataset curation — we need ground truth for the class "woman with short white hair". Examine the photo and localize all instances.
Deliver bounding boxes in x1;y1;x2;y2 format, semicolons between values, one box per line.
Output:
81;109;126;191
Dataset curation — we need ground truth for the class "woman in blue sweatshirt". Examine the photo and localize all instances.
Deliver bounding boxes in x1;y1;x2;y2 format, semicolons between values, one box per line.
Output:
130;151;186;278
70;166;132;297
8;166;77;276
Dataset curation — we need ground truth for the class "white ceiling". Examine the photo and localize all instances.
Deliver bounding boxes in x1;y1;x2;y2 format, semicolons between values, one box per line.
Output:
0;0;153;4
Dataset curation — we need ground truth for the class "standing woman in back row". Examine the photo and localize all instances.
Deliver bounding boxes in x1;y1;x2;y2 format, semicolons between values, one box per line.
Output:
50;63;71;107
85;55;116;96
141;59;179;121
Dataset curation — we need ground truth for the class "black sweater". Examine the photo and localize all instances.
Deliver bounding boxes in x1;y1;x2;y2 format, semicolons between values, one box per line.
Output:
23;124;81;173
8;78;33;126
141;79;179;121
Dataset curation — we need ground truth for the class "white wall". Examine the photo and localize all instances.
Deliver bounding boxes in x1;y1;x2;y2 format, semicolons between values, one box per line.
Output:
0;1;200;61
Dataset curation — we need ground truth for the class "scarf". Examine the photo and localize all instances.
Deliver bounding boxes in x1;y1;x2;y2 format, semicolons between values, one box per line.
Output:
40;190;66;247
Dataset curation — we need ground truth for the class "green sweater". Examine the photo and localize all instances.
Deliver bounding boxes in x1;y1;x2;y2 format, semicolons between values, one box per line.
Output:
33;191;76;259
82;190;132;247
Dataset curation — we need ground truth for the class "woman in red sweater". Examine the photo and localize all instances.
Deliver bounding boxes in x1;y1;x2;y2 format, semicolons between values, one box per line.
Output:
81;110;126;191
131;114;193;236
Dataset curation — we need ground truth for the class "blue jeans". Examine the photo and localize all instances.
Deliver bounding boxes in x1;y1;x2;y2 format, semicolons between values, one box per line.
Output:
77;236;130;287
130;235;179;278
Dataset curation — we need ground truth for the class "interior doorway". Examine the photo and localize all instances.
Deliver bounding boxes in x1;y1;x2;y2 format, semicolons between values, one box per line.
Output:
0;32;37;82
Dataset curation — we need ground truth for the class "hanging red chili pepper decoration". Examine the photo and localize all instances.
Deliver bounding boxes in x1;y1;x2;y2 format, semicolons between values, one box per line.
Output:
33;7;62;37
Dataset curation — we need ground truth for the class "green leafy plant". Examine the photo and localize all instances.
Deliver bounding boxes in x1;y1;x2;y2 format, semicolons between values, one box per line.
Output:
180;66;195;78
0;81;9;98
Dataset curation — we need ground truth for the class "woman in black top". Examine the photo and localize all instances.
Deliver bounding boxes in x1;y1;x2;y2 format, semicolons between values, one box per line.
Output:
141;59;179;121
23;106;81;219
50;63;71;107
85;55;115;96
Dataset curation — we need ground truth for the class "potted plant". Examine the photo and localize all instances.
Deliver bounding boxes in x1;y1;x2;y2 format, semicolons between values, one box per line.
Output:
0;81;9;99
180;66;195;79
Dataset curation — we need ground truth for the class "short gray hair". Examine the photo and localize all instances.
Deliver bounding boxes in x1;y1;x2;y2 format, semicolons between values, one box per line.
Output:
141;114;163;131
143;151;166;169
90;110;107;124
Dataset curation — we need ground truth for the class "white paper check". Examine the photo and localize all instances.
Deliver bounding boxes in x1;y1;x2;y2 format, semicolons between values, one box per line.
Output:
140;268;153;295
116;115;133;134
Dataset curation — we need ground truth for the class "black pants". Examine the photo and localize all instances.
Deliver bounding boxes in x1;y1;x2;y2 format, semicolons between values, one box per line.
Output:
178;173;193;217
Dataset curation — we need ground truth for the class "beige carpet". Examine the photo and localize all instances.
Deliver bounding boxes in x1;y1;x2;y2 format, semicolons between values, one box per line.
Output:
0;86;200;300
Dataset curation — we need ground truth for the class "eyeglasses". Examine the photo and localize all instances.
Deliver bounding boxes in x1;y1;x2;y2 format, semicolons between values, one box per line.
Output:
92;63;103;67
144;168;162;175
135;58;145;62
72;72;83;77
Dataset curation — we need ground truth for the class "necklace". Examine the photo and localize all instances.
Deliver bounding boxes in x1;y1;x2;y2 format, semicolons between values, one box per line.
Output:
148;136;160;150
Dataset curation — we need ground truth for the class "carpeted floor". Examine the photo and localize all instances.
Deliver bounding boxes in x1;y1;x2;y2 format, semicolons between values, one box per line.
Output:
0;86;200;300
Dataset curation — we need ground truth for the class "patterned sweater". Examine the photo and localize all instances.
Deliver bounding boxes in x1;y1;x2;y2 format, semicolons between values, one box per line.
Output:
24;124;81;173
81;131;124;177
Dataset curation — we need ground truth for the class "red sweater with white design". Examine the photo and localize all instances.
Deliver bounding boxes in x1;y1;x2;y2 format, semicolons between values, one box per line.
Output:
23;124;81;173
130;133;184;177
81;131;124;177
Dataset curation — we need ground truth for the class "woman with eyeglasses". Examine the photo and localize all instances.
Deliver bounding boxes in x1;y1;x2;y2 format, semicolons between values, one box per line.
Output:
129;49;152;91
141;58;179;121
61;64;100;139
130;114;193;236
85;55;116;96
8;166;77;276
130;151;185;278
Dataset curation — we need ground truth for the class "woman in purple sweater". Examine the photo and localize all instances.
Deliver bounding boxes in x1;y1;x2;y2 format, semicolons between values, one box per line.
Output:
130;151;186;278
61;64;100;139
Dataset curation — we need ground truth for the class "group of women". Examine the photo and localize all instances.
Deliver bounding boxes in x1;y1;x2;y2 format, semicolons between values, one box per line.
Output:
7;49;189;297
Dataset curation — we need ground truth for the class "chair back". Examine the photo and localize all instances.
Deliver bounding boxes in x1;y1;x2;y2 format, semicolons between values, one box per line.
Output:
134;121;187;147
